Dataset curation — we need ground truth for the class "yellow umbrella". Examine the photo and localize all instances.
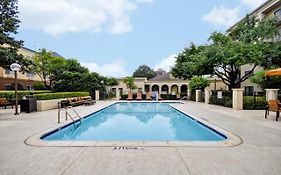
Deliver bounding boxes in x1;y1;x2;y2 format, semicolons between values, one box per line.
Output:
265;68;281;76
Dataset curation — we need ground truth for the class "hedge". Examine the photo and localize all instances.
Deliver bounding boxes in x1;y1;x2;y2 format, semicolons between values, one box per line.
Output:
0;90;51;99
243;96;266;110
33;92;90;100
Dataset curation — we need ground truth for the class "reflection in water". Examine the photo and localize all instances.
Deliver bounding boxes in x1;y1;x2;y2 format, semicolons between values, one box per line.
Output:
44;103;225;141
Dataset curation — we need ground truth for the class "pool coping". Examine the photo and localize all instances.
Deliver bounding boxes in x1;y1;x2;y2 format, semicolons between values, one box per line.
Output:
25;101;243;147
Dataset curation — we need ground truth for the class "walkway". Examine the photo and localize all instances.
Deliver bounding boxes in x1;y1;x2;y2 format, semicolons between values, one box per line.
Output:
0;101;280;175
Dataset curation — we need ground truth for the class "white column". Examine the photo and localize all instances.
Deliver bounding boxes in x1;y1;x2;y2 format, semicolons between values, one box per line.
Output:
265;89;279;101
187;89;192;99
95;90;100;101
204;88;211;104
116;89;120;100
195;90;202;102
232;88;244;110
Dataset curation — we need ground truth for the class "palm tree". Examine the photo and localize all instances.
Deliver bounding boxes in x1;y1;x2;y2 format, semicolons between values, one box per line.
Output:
124;76;136;92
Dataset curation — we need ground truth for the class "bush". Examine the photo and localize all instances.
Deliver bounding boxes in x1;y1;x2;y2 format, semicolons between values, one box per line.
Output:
10;83;26;90
243;96;266;110
34;92;90;100
0;90;52;99
32;82;47;90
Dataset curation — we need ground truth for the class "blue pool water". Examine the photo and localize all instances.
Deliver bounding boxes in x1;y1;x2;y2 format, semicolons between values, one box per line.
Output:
42;102;226;141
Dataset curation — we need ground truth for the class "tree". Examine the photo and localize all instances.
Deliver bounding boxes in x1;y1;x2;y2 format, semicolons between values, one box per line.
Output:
29;49;65;89
188;76;210;91
172;17;280;90
132;65;156;79
107;77;119;91
155;68;166;76
0;0;29;69
250;71;281;90
124;76;136;92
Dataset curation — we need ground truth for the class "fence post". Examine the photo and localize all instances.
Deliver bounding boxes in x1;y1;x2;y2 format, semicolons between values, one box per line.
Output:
187;89;192;99
195;90;202;102
232;88;244;110
204;88;210;104
116;89;120;100
265;89;279;101
95;90;100;101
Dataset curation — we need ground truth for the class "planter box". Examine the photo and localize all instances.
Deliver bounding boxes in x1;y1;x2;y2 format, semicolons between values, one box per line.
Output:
37;98;66;112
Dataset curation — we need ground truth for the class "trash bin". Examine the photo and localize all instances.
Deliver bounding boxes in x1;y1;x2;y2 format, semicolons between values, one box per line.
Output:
20;98;37;113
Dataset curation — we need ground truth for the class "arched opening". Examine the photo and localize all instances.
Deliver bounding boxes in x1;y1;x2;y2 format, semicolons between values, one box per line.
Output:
180;84;188;94
171;84;178;95
151;84;159;92
161;84;169;94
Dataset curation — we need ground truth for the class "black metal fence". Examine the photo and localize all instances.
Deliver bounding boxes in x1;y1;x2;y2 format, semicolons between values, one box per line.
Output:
243;91;266;110
99;91;116;100
209;90;232;108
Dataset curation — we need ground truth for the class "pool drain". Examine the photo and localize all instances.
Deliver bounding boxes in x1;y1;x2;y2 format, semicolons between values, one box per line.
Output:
112;146;142;150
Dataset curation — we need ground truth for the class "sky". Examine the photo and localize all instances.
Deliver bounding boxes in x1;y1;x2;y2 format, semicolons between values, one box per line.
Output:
16;0;267;77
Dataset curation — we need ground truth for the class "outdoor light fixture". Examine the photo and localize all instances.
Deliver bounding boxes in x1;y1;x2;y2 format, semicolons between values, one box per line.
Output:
10;63;21;115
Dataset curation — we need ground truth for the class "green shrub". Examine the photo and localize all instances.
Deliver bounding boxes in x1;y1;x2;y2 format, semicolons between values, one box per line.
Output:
0;90;52;99
34;92;90;100
243;96;266;110
225;100;232;108
32;82;47;90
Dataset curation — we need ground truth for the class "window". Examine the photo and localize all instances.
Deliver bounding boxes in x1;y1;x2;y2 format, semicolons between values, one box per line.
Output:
118;88;123;95
4;84;11;90
244;86;254;96
274;9;281;21
26;85;32;90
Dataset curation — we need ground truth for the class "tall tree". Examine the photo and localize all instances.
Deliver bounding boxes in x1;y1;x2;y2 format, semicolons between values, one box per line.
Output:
155;68;166;76
132;65;156;79
124;76;136;92
0;0;28;68
29;49;64;89
172;17;280;90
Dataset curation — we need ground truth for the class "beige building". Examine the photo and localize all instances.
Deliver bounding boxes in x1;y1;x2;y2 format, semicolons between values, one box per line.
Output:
111;72;227;96
229;0;281;95
0;46;62;90
0;46;42;90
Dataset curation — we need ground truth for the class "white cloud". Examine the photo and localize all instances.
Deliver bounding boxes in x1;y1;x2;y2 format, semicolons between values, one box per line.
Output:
81;60;128;77
240;0;266;9
154;54;177;72
18;0;153;35
202;5;240;27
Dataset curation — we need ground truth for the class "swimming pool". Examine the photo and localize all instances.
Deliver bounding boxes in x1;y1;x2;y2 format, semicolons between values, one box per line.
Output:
42;102;226;141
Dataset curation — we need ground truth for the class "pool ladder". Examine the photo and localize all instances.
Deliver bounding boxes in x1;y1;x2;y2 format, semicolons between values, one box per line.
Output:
58;106;82;126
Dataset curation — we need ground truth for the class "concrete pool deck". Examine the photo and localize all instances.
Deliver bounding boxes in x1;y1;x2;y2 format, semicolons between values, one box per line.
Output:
0;101;281;175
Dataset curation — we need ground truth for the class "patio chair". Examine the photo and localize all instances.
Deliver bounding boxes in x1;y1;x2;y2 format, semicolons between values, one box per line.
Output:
127;92;133;101
265;100;281;121
136;92;142;100
0;98;13;109
146;92;152;100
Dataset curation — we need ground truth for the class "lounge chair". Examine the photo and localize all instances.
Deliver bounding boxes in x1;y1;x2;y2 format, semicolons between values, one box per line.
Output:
265;100;281;121
136;92;142;100
146;92;152;100
158;93;163;101
127;92;133;101
0;98;13;109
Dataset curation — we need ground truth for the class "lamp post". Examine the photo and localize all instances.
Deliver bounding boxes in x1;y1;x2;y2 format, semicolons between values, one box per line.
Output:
100;80;104;100
10;63;21;115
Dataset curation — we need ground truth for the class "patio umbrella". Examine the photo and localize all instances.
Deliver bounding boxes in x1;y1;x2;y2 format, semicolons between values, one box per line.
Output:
265;68;281;76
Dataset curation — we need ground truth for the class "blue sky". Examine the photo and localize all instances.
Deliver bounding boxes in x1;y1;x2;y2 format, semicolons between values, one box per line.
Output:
16;0;266;77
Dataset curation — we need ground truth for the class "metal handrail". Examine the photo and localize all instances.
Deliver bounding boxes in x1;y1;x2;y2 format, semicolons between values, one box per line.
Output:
58;107;82;126
180;96;187;100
